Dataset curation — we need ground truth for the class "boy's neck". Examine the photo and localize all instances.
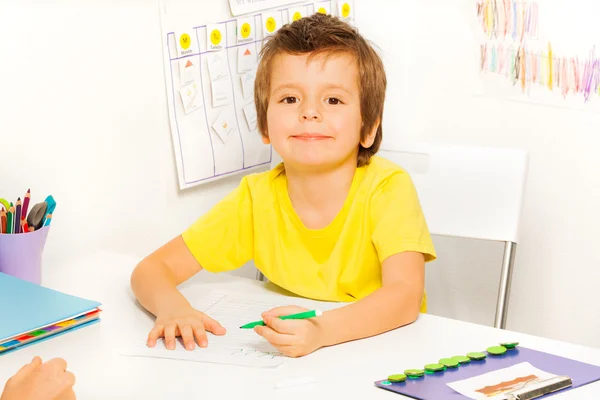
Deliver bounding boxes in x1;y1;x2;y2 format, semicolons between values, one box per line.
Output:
284;159;357;210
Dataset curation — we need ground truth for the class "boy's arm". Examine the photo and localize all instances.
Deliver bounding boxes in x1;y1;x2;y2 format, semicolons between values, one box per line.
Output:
256;251;425;357
317;251;425;347
130;235;203;317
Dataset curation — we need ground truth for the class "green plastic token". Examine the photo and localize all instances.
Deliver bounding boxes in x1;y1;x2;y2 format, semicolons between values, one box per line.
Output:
387;374;407;382
466;352;487;360
500;342;519;349
452;355;471;364
487;345;507;355
439;358;459;368
381;380;392;386
424;363;445;372
404;369;425;377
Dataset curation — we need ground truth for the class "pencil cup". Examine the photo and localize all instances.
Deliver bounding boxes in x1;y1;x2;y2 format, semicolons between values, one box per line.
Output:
0;226;50;285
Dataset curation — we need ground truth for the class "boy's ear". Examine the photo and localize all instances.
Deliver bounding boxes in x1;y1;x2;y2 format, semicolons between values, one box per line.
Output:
261;133;271;144
360;118;380;149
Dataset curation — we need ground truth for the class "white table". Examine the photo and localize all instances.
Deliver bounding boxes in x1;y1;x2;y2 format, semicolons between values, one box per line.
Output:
1;252;599;400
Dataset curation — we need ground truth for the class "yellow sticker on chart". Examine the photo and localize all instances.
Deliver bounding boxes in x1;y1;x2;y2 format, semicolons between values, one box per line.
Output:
179;33;191;50
266;17;277;32
337;0;353;20
237;17;255;44
289;7;305;22
207;24;224;51
175;30;197;57
342;3;350;18
262;12;282;36
241;23;251;38
211;30;222;45
314;2;331;15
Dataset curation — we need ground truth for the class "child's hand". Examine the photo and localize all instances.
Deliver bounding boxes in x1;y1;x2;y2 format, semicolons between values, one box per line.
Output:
1;356;76;400
147;305;226;351
254;305;324;358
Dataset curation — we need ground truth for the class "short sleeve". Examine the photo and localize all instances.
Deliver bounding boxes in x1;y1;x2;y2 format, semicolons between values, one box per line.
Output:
182;177;254;272
370;171;436;263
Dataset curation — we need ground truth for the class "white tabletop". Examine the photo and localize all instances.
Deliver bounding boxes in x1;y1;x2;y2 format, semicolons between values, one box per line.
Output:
1;252;599;400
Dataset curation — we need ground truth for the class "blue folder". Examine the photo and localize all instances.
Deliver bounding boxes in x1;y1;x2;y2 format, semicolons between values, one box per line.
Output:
0;272;101;352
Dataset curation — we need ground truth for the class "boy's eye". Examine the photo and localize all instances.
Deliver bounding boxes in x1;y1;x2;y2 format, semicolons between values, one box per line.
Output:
327;97;342;105
281;97;298;104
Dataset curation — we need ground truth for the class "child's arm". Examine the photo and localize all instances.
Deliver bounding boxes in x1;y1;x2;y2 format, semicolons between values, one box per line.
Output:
255;251;424;357
318;251;424;345
130;235;226;350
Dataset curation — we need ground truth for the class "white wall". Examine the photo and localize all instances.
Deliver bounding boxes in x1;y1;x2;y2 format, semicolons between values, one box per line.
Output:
1;0;598;349
357;0;600;348
0;0;260;278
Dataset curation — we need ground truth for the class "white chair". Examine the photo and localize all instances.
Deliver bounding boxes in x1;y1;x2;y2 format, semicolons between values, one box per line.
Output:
258;143;529;329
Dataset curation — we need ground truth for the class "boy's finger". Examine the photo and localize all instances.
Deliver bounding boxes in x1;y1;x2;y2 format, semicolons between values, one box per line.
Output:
179;324;196;350
264;316;300;334
62;371;76;387
202;314;226;335
45;358;68;372
163;324;177;350
147;324;164;347
12;356;42;379
191;322;208;348
254;325;295;346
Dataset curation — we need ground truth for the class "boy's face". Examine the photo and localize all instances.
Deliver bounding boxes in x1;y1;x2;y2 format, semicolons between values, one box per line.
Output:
264;52;374;170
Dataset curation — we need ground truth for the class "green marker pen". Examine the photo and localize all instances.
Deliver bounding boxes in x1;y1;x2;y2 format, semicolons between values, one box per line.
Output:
239;309;322;329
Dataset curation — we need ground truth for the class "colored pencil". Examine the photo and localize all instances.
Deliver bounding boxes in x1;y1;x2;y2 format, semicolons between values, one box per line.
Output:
22;189;31;222
14;198;22;233
7;204;14;234
43;213;52;227
21;217;29;233
0;210;6;234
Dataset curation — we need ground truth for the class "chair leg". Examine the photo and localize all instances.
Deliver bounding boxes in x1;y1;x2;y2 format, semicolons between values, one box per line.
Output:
494;242;517;329
255;270;266;282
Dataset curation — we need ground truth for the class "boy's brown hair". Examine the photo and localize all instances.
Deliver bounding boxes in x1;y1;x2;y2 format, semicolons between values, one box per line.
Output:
254;13;387;167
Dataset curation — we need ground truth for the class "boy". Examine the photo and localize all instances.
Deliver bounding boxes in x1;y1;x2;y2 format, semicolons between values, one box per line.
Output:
131;13;436;358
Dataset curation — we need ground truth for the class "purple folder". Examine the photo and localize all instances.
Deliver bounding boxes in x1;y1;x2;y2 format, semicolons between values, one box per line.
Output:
374;347;600;399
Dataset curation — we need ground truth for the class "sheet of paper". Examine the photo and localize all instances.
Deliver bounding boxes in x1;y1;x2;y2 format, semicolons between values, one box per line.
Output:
229;0;301;17
241;70;256;99
262;12;282;36
238;45;257;74
237;17;256;45
243;102;258;131
206;52;229;82
179;80;203;114
211;78;231;107
121;291;343;368
179;58;196;85
206;24;225;52
447;362;557;400
212;110;236;143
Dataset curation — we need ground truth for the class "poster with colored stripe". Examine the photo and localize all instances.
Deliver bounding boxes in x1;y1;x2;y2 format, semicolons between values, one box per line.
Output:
474;0;600;113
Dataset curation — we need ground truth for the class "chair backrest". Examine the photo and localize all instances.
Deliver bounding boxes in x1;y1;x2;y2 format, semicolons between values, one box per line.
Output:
270;143;529;243
378;143;529;244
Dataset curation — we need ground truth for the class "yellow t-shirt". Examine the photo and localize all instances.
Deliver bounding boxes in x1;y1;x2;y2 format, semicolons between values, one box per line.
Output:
182;156;436;311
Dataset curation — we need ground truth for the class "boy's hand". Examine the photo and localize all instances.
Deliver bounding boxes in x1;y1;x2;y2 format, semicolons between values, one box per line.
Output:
254;305;324;358
147;305;226;351
1;356;76;400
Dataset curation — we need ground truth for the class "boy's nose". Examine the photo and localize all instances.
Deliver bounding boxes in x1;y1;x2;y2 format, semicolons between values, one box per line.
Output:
300;105;322;121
